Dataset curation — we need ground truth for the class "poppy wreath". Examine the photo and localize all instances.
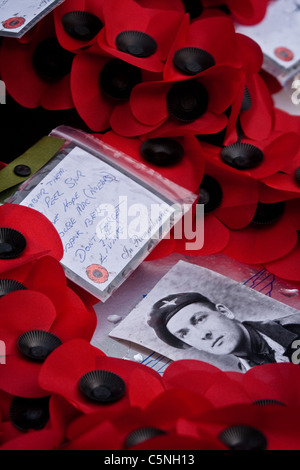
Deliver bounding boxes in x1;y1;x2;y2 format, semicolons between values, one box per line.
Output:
1;0;300;451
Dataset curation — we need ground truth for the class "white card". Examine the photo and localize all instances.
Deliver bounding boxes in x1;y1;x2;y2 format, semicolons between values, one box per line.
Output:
236;0;300;85
0;0;64;38
19;146;176;301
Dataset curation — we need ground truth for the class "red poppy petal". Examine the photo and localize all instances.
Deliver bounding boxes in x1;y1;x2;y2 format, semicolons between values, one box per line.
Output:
250;132;300;179
130;81;170;125
258;181;300;204
175;213;230;256
71;53;114;131
236;33;263;73
244;363;300;406
0;290;56;331
260;174;300;200
65;420;122;450
240;74;274;141
0;39;48;108
0;429;61;450
24;256;67;314
40;74;74;110
110;101;162;136
50;288;97;342
200;66;243;114
0;355;47;397
146;112;228;138
128;368;164;409
223;215;298;264
264;241;300;282
216;203;258;230
54;0;105;52
229;0;270;25
0;204;63;274
39;339;106;412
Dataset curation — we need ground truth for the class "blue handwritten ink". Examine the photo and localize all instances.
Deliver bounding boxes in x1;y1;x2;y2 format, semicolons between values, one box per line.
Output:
46;168;65;187
63;192;79;212
52;213;59;225
121;245;133;260
76;199;91;216
83;172;119;200
84;210;97;228
64;230;84;253
64;170;86;189
75;235;100;263
45;190;64;209
27;187;49;208
58;217;77;238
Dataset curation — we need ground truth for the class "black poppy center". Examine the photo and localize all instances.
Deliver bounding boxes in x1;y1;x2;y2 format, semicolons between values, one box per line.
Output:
125;427;167;449
253;399;286;406
198;174;223;213
252;201;286;225
115;31;157;58
79;370;126;403
62;11;103;41
33;37;74;82
17;330;62;363
241;86;252;112
167;80;209;122
100;59;142;100
9;396;50;432
219;425;268;451
0;279;26;297
182;0;203;19
221;143;264;170
0;227;27;259
92;385;112;400
140;138;184;167
173;47;215;76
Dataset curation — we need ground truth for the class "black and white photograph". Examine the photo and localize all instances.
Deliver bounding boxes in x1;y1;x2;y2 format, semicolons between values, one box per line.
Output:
110;260;300;372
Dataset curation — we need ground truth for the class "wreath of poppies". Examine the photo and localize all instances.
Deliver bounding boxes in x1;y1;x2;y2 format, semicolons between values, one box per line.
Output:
1;0;300;450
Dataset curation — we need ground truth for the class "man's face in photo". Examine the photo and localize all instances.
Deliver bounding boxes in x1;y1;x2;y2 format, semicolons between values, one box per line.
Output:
166;302;244;355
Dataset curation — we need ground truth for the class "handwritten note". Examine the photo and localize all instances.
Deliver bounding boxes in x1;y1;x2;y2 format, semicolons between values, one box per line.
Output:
20;146;175;301
0;0;64;37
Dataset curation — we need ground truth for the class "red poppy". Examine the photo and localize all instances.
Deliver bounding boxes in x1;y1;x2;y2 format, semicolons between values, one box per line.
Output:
110;65;242;138
70;52;157;132
175;146;259;256
197;403;300;450
98;131;204;193
163;14;242;82
203;0;271;26
162;360;251;408
63;394;222;450
222;197;300;265
0;204;63;275
0;15;74;110
97;0;185;73
212;128;300;181
234;363;300;407
39;339;164;416
0;267;97;398
0;390;80;450
54;0;105;53
224;33;274;144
